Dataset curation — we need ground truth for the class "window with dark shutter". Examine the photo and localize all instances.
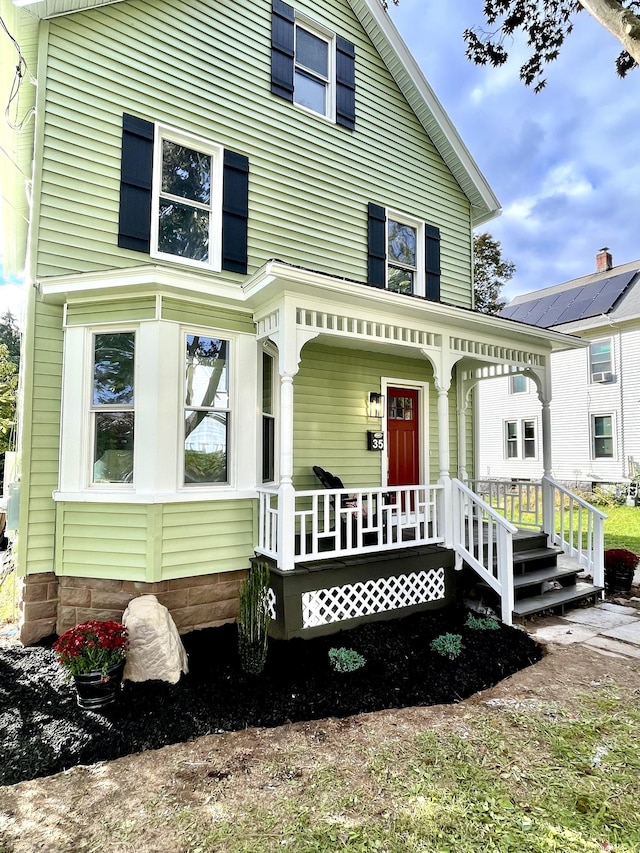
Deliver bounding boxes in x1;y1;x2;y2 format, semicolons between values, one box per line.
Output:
367;203;386;288
118;114;154;253
222;151;250;275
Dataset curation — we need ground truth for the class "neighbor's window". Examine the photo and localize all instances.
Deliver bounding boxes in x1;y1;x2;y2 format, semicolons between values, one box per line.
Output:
592;414;614;459
184;335;230;485
509;374;527;394
294;22;332;116
523;420;536;459
589;339;613;382
505;421;518;459
153;128;223;269
92;332;135;484
262;351;276;482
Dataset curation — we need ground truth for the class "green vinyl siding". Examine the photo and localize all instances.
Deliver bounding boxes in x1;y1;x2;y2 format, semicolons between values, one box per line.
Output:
35;0;473;306
65;297;157;324
293;342;458;488
55;500;255;582
161;299;254;334
18;302;64;576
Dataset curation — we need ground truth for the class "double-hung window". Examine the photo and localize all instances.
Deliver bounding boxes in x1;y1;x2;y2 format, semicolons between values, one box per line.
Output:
387;215;420;295
592;414;614;459
504;419;537;459
184;334;230;485
589;339;613;382
262;351;276;483
522;420;536;459
294;22;333;117
91;332;135;484
152;128;223;270
509;374;528;394
505;421;518;459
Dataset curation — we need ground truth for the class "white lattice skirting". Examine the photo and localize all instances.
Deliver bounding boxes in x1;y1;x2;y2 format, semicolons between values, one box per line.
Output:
301;567;446;628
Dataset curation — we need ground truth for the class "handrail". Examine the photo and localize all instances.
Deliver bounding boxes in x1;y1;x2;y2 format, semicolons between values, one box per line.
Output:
452;478;516;626
468;478;543;530
542;476;606;587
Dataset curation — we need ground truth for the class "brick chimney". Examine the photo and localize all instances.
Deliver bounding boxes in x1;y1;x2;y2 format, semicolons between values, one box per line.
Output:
596;247;613;272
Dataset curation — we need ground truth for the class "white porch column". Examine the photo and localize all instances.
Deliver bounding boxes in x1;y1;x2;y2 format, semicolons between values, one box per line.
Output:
437;384;453;548
278;371;296;570
456;367;470;482
541;399;552;477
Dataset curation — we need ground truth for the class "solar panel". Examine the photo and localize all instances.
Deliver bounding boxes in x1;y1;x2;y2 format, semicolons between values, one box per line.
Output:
500;271;635;328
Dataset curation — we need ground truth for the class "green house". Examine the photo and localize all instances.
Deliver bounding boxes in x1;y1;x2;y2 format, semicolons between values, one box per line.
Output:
2;0;602;645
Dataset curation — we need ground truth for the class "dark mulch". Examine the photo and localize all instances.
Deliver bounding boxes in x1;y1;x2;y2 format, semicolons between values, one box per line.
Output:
0;606;542;787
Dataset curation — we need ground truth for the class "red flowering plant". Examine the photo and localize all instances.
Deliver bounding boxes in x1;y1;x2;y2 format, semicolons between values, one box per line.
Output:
53;620;128;677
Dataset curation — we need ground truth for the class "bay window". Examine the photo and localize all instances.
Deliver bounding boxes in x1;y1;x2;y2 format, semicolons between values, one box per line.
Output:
91;332;135;484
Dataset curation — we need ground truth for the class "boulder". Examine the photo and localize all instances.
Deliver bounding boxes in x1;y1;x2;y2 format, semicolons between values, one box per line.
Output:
122;595;188;683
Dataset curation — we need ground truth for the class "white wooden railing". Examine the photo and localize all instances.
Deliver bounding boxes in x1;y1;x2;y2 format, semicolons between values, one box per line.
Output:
257;484;444;564
452;478;517;626
542;476;606;587
468;479;543;529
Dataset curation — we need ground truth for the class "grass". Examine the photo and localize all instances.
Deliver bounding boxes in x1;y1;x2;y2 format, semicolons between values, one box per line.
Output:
121;684;640;853
602;505;640;553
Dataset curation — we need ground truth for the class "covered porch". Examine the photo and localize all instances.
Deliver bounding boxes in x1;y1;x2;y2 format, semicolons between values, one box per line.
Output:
246;262;600;636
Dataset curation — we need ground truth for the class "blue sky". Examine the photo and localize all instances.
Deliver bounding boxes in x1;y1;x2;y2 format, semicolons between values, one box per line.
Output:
1;0;639;315
389;0;640;300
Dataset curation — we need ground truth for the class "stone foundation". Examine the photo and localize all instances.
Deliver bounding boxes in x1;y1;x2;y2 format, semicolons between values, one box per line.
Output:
18;570;247;645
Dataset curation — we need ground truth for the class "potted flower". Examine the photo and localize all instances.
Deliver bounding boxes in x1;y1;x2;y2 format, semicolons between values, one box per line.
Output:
604;548;639;595
53;620;128;710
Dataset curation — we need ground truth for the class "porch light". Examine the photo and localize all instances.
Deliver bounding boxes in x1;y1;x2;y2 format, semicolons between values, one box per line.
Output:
368;391;385;419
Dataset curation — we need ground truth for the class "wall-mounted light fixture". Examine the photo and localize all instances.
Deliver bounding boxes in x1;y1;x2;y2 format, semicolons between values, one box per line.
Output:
368;391;385;419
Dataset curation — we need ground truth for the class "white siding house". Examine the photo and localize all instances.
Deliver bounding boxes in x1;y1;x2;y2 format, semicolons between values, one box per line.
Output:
478;251;640;487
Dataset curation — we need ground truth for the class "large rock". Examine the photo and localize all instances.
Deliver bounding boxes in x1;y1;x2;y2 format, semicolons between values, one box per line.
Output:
122;595;188;683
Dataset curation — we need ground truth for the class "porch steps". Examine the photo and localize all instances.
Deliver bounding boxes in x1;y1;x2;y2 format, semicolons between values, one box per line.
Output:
477;531;604;620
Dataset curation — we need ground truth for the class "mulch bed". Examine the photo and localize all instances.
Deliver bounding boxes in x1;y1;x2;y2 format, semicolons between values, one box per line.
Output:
0;605;542;786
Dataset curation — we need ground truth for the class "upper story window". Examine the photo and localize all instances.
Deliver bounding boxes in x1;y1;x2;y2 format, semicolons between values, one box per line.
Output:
387;215;421;295
118;115;249;275
294;22;333;117
368;204;441;301
270;1;355;130
152;128;223;270
184;335;230;485
509;374;528;394
92;332;135;485
589;339;613;383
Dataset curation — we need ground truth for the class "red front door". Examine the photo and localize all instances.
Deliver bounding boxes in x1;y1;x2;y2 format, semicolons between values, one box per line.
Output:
387;388;420;486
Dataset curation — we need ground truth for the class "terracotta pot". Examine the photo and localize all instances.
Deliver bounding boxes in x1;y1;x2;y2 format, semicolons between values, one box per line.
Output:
73;660;125;710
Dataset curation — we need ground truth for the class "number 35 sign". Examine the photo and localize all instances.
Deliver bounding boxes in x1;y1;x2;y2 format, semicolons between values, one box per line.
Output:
367;431;385;451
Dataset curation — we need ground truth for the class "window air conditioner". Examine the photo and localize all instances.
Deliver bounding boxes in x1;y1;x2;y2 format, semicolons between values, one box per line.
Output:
592;371;614;383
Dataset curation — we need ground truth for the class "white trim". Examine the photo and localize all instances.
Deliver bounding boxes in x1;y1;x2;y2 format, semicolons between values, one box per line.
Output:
150;124;224;273
52;489;260;503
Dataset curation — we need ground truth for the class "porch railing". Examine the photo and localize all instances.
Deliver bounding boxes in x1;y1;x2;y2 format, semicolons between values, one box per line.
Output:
542;476;606;587
257;484;445;564
468;479;542;529
452;478;517;626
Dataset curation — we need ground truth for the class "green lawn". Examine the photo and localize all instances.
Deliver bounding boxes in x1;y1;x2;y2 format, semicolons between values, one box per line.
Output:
602;505;640;553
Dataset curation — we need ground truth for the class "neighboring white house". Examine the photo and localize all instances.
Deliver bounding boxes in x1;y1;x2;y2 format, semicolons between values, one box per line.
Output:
477;250;640;487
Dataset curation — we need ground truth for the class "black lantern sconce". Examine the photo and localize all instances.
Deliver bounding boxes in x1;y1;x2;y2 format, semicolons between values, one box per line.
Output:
367;391;385;419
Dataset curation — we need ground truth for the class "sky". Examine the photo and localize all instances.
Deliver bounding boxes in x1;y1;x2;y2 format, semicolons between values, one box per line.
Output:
389;0;640;300
1;0;639;316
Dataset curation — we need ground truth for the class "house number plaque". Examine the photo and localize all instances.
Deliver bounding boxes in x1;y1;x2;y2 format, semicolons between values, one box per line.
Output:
367;431;385;451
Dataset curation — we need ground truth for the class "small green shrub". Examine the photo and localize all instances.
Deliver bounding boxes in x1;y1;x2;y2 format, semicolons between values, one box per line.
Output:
430;633;463;660
328;647;366;673
465;613;500;631
237;561;271;675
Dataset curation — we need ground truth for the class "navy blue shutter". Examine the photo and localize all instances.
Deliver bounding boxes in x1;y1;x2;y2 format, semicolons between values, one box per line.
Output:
222;150;249;274
271;0;295;100
118;114;154;253
425;224;441;302
368;203;386;288
336;36;356;130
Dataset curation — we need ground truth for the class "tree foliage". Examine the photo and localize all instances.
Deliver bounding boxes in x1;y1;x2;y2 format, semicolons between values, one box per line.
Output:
0;311;20;369
473;232;515;315
462;1;640;92
0;313;20;484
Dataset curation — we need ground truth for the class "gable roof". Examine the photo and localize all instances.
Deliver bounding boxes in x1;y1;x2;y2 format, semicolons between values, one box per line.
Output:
14;0;500;226
500;258;640;331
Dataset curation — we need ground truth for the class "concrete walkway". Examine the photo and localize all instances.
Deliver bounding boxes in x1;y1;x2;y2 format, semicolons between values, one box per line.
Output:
526;598;640;660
